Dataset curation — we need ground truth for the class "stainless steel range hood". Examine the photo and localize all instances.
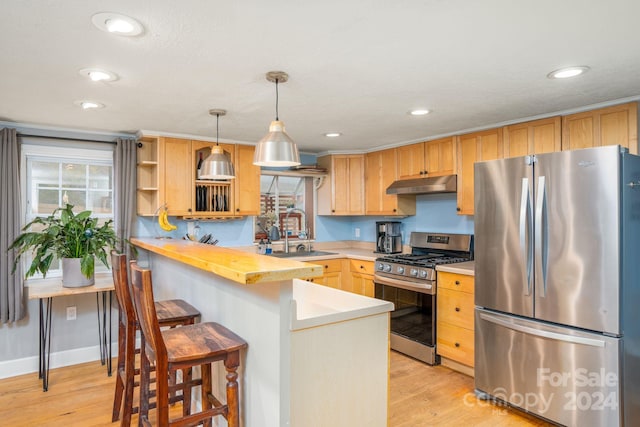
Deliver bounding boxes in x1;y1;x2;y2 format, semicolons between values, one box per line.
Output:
386;175;457;195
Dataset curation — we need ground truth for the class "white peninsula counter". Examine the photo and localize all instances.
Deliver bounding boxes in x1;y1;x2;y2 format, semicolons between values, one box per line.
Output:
131;238;394;427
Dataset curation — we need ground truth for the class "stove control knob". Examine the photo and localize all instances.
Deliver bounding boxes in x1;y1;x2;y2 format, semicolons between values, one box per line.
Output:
383;264;392;272
410;268;418;277
397;266;405;274
377;263;384;271
420;270;428;279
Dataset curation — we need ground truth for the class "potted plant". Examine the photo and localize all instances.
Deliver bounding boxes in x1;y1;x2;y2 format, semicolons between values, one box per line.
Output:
10;204;118;287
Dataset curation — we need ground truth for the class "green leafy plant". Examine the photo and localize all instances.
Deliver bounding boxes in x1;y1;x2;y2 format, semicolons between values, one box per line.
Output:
10;204;118;279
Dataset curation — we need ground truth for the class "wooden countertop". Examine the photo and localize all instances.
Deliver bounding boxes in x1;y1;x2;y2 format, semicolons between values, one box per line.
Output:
26;273;114;299
131;237;323;285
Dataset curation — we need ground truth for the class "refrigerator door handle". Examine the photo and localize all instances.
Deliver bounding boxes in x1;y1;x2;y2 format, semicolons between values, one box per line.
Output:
519;178;532;295
479;312;606;348
535;175;548;297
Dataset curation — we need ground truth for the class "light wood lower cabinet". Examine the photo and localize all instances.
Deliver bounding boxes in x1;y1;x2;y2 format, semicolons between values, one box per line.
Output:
303;258;375;297
437;272;475;369
347;260;375;297
304;259;344;288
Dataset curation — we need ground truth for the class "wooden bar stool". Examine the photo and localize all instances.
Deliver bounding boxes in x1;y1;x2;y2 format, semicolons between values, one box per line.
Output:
111;251;201;426
130;261;247;427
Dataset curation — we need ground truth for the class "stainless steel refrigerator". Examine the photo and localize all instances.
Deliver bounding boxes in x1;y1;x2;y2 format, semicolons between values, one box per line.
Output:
474;145;640;426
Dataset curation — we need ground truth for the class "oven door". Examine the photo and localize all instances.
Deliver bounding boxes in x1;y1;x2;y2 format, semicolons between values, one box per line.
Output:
374;275;438;364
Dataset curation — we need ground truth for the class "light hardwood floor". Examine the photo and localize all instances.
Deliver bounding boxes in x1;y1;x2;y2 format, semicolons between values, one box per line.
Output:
0;351;552;426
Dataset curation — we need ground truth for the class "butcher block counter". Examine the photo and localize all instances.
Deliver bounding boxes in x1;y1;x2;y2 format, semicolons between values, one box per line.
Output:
131;237;323;284
131;237;393;427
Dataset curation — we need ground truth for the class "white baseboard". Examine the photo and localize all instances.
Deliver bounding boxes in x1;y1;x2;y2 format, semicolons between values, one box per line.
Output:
0;342;118;380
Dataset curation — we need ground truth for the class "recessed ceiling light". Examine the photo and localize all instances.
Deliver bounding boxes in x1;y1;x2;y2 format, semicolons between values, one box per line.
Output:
91;12;144;36
79;68;119;82
409;109;431;116
547;66;590;79
74;101;105;110
324;132;342;137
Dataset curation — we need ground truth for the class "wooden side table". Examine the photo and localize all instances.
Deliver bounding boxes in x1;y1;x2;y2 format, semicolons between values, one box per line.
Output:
26;274;115;391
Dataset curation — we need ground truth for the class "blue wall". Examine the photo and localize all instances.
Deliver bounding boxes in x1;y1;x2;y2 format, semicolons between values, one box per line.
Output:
345;194;474;245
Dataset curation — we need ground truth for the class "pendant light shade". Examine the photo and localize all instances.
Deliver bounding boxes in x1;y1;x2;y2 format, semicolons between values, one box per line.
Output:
200;109;235;180
253;71;301;167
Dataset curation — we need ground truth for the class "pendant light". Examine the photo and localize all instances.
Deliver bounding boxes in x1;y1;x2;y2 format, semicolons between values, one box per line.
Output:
200;109;235;180
253;71;301;167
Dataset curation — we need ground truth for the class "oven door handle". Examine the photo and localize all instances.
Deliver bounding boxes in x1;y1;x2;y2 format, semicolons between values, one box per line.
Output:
374;275;434;294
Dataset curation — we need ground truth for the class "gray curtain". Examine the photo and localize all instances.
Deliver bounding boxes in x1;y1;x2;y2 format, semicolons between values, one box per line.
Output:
114;138;137;258
1;128;24;323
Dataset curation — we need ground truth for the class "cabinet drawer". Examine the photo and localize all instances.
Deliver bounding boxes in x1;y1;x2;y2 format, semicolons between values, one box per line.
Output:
306;258;344;273
438;271;474;293
436;322;474;367
349;259;375;275
437;288;474;330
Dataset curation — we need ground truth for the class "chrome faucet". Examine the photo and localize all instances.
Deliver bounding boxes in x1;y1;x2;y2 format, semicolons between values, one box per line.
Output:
284;208;307;253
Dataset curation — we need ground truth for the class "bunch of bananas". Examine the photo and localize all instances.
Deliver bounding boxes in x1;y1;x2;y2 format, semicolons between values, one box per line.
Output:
158;208;177;231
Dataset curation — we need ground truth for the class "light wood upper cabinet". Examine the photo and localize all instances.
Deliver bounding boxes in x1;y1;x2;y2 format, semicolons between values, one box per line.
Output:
562;102;638;154
457;128;503;216
424;137;456;176
317;154;365;215
163;137;193;216
396;137;456;180
365;148;416;216
191;140;235;217
504;117;562;158
233;144;260;216
136;136;160;216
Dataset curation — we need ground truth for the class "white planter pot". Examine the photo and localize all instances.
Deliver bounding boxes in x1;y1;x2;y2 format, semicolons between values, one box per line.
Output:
62;258;94;287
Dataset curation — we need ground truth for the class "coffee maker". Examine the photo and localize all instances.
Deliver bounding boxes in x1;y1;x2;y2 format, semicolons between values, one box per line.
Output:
375;221;402;254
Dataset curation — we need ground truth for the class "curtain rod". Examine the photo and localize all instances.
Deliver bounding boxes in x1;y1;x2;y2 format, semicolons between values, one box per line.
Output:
16;132;133;145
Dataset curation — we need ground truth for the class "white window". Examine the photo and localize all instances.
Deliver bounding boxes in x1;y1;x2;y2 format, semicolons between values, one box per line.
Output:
255;174;316;242
20;138;114;277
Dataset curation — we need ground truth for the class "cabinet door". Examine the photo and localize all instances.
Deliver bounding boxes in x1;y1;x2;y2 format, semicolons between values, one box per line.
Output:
424;137;456;176
234;144;260;216
365;149;415;216
162;137;192;215
456;128;503;216
504;117;561;158
396;142;425;180
562;102;638;154
318;155;365;215
351;272;374;297
436;322;474;367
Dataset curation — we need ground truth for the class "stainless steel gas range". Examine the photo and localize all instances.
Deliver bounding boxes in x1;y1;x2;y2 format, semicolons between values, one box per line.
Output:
374;232;473;365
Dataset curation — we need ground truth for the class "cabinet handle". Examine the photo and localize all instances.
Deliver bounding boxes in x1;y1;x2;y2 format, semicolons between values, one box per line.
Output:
456;207;461;212
424;170;428;175
236;208;240;212
419;171;425;175
455;280;460;285
455;342;460;348
360;265;364;269
188;208;192;212
393;209;397;212
332;209;335;213
324;265;329;269
455;307;460;312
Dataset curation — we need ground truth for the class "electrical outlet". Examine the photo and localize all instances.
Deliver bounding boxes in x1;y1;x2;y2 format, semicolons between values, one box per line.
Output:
66;306;77;321
354;227;361;238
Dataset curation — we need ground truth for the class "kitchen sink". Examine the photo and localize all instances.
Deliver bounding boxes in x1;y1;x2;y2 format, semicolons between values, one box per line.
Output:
269;250;337;258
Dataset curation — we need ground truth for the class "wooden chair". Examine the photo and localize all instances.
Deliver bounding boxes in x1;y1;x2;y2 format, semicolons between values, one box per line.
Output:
110;251;201;426
129;261;247;427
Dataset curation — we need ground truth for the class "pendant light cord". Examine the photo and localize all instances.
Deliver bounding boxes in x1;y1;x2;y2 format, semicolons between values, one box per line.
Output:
216;113;219;145
275;78;279;121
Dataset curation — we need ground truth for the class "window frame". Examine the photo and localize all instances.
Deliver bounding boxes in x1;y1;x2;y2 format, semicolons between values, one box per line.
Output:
19;138;115;278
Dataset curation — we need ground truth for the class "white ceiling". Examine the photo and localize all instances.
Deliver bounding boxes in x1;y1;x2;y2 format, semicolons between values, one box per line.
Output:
2;0;640;154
